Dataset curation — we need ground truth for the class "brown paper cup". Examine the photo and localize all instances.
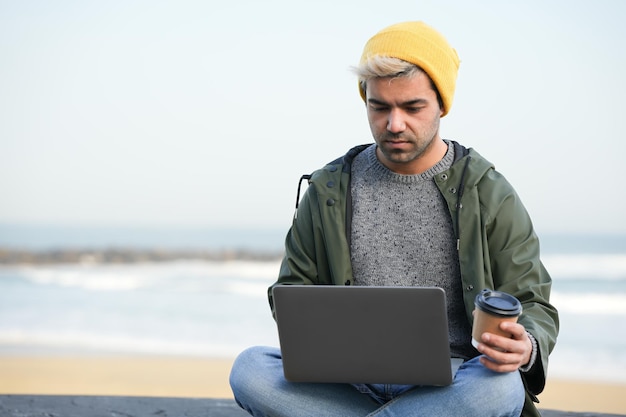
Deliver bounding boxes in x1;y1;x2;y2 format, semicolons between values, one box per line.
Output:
471;289;522;349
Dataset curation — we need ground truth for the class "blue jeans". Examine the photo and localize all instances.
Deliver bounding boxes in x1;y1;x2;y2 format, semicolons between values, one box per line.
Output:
229;346;525;417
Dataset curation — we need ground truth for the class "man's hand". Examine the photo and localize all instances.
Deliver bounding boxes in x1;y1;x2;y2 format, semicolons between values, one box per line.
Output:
474;321;532;373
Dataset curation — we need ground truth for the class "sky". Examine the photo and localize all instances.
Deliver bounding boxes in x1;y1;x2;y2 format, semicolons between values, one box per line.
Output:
1;0;625;237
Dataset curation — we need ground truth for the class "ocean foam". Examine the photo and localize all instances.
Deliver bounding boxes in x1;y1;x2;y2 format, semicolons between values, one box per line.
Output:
8;260;281;292
543;254;626;280
551;292;626;315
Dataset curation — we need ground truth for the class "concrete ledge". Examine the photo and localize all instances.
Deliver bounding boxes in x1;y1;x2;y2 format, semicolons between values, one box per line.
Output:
0;395;624;417
0;396;248;417
540;411;625;417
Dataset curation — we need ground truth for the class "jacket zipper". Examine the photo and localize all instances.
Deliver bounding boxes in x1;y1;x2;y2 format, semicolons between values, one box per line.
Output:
455;156;472;250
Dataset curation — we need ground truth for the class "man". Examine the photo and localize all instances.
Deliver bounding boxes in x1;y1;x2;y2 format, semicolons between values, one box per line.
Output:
230;21;559;417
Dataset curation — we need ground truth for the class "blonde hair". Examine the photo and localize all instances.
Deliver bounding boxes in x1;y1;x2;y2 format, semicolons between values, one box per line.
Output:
353;56;443;110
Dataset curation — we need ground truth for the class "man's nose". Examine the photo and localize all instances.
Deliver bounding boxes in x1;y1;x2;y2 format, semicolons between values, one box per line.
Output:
387;109;406;133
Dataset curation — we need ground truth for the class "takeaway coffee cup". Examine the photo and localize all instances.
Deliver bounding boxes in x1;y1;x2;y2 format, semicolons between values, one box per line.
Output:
471;289;522;349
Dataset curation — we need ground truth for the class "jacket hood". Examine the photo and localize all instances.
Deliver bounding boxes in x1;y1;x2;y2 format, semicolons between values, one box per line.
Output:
463;147;496;186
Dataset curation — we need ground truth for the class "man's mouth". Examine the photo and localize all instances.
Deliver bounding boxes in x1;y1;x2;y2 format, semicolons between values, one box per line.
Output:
384;138;409;148
382;134;409;144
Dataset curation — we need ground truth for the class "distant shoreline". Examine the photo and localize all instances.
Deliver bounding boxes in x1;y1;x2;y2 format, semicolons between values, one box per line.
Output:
1;229;625;265
0;247;283;265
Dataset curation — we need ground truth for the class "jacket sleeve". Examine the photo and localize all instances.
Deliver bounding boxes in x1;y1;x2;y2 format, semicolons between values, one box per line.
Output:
268;181;321;316
268;162;355;316
483;170;559;396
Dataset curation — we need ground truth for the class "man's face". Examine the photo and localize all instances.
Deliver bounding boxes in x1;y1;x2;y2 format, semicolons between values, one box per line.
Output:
365;73;444;175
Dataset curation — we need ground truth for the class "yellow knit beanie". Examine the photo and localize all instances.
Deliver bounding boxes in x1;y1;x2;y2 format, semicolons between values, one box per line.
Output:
359;21;460;117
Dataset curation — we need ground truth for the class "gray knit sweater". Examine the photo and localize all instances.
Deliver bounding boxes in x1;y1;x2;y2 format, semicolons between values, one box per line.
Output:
350;142;474;360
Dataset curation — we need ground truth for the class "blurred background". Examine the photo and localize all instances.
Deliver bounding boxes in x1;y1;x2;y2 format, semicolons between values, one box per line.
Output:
1;0;625;411
2;0;625;234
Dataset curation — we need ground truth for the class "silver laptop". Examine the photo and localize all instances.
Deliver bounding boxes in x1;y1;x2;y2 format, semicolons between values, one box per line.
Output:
272;285;463;386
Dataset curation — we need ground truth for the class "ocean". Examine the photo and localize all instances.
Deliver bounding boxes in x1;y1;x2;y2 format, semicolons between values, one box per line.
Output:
0;228;625;384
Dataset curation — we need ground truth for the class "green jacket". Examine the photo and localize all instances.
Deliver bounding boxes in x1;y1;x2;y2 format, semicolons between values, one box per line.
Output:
269;142;559;417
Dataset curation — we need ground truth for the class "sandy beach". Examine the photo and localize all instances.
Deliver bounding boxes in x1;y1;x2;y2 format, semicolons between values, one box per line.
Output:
0;356;624;415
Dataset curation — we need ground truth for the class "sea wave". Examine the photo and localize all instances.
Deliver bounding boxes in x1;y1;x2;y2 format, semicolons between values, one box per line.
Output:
4;260;281;292
550;292;626;315
543;254;626;280
3;255;626;295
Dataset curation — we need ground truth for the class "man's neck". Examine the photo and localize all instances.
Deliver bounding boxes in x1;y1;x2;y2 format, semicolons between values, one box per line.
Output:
377;137;448;175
